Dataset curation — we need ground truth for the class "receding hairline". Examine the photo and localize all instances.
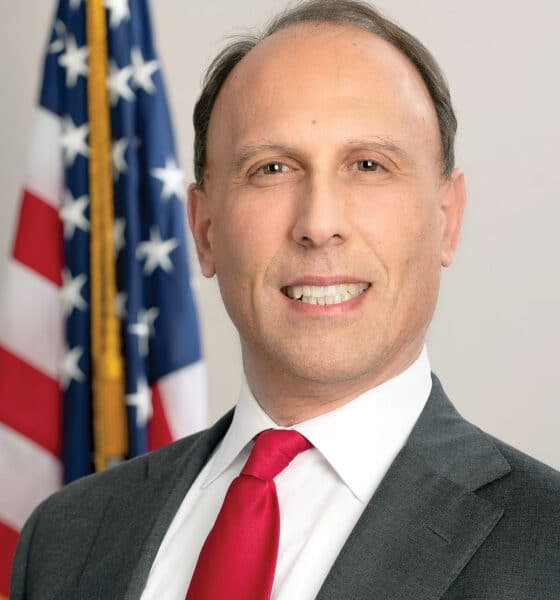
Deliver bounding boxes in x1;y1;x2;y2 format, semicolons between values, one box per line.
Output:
193;0;457;184
215;20;434;99
206;23;439;178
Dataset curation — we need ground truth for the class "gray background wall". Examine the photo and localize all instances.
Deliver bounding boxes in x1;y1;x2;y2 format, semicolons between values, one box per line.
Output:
1;1;558;469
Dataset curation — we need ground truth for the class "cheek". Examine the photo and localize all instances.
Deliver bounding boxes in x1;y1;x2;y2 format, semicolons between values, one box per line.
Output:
355;188;440;285
391;202;442;326
212;192;286;287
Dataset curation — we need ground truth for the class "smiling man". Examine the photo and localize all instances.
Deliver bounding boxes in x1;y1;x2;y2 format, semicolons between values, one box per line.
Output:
11;1;560;599
188;10;460;427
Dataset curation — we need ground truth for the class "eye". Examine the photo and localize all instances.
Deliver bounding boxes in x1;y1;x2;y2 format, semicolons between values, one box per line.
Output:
352;159;386;172
253;161;290;176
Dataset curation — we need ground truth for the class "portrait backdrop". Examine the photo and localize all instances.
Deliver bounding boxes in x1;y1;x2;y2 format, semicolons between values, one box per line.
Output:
1;0;559;470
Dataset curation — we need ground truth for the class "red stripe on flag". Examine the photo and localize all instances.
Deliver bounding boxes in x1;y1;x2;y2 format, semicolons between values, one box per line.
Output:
0;347;61;457
148;384;173;451
0;520;19;597
12;189;63;286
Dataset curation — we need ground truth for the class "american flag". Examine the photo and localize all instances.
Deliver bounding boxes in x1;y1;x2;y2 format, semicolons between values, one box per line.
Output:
0;1;207;594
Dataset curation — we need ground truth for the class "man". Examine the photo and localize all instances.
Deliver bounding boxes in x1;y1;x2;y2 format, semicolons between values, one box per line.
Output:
11;1;560;598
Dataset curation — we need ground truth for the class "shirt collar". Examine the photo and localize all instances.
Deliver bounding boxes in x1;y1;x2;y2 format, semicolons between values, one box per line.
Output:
203;346;432;503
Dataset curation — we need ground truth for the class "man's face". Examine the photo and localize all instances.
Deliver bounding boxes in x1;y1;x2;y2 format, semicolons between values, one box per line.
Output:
189;24;465;399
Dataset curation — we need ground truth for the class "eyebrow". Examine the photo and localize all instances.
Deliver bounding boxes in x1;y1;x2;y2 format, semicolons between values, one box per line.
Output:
231;135;413;175
231;142;291;175
343;137;413;166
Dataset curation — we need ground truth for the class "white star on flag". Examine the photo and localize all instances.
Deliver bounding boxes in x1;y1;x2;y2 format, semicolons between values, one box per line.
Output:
111;137;129;180
104;0;131;29
61;115;89;166
128;321;149;357
130;47;159;94
128;307;159;356
58;34;88;87
114;291;127;319
136;226;179;274
60;346;85;390
150;158;186;202
69;0;83;9
107;60;135;106
61;269;88;316
60;190;90;240
126;378;153;427
113;217;126;257
49;20;66;54
140;307;159;337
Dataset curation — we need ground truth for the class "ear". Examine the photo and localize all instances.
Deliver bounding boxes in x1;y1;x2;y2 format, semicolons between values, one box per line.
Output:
439;169;467;267
187;183;216;277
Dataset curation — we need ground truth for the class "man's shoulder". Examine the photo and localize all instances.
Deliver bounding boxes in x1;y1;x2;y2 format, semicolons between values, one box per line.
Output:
10;423;229;598
485;432;560;503
36;425;213;517
431;373;560;499
444;430;560;595
470;428;560;559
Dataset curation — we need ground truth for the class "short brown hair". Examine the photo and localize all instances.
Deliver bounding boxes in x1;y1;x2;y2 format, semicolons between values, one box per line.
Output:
193;0;457;185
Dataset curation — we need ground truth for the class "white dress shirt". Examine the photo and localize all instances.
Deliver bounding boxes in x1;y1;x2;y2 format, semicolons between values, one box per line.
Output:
140;346;432;600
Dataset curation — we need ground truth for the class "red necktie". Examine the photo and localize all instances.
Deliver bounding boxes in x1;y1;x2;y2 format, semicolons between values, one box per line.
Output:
185;429;313;600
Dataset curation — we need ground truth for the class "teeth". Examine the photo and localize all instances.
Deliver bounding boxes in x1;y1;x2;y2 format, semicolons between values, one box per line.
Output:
284;282;369;305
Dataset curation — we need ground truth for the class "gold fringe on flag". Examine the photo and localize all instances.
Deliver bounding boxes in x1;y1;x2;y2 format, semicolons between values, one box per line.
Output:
86;0;128;471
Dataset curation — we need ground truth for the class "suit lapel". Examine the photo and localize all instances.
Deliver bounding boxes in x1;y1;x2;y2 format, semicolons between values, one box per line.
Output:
317;374;511;600
73;410;234;599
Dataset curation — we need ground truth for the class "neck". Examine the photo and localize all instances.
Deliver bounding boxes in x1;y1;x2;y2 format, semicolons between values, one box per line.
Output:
242;343;425;426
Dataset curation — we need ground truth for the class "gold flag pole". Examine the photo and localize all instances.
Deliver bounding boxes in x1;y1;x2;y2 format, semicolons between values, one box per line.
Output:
86;0;128;471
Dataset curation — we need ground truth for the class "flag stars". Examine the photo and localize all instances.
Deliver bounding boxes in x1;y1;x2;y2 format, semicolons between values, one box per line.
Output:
61;116;89;166
49;20;66;54
107;60;135;106
112;138;129;180
128;307;159;356
104;0;131;29
128;321;149;356
136;226;179;274
58;34;88;87
113;217;126;256
60;190;90;239
150;158;186;202
126;378;153;427
60;346;85;390
61;269;88;316
140;307;159;337
131;47;159;94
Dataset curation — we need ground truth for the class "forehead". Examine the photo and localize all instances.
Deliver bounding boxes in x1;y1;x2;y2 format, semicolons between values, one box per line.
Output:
207;24;439;165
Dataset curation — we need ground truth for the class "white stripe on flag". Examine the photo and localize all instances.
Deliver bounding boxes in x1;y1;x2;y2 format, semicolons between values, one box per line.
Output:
0;260;63;380
158;360;208;439
24;106;63;209
0;423;62;530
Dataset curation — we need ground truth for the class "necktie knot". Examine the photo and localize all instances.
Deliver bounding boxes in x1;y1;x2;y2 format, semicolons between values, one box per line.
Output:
242;429;312;481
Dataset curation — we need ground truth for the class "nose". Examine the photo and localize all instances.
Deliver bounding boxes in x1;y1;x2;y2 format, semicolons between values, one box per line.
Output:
291;173;350;249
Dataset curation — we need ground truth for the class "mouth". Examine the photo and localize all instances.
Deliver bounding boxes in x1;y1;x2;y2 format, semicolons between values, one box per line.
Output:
281;281;371;306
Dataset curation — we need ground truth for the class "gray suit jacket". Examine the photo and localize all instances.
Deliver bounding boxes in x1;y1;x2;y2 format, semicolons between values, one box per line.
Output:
10;374;560;599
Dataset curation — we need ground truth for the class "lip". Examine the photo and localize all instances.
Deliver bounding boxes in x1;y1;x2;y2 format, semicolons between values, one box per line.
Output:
280;283;371;315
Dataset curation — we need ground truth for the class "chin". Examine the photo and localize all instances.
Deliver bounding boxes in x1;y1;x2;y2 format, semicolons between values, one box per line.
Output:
277;345;382;386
